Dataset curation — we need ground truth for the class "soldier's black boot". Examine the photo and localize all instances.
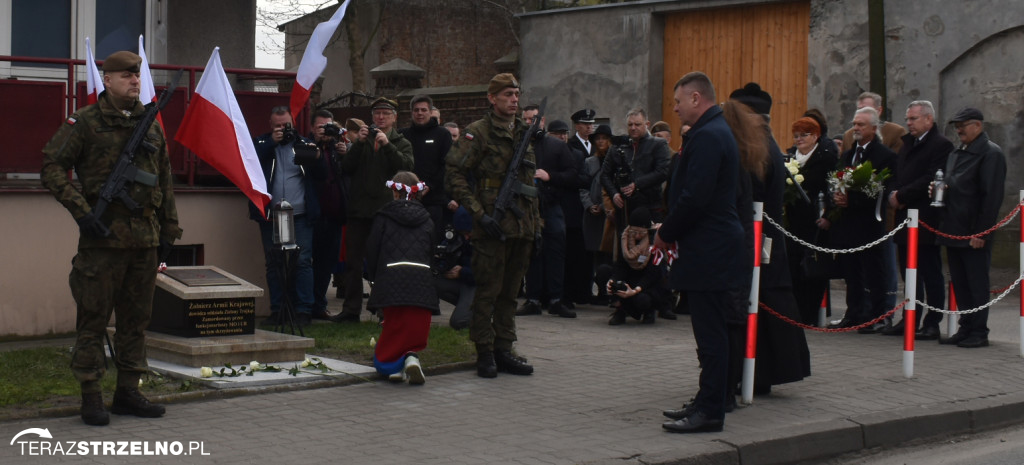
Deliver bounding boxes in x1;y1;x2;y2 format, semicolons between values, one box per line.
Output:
111;386;166;418
494;349;534;375
81;392;109;426
476;350;498;378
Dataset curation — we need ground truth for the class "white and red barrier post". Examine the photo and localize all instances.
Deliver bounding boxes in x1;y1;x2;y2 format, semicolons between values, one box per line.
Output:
817;289;829;328
1018;191;1023;357
742;202;763;404
947;281;958;337
904;209;918;378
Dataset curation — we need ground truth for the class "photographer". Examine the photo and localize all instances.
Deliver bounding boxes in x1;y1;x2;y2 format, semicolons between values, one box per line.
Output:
250;106;325;327
309;110;350;320
595;207;671;325
433;207;476;330
600;108;672;237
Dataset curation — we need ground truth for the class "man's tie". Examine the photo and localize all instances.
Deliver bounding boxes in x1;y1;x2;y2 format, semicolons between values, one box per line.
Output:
854;146;864;165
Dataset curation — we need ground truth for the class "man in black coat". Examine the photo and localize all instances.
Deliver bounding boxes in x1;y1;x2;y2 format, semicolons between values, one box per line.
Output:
568;108;596;157
600;108;673;234
400;94;455;243
656;72;746;434
885;100;952;339
825;107;896;332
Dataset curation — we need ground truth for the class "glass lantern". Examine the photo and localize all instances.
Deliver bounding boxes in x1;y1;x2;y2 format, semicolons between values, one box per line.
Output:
272;199;295;246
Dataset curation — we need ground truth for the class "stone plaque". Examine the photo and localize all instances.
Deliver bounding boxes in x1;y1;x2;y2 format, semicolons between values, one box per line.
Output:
163;268;238;287
150;266;262;338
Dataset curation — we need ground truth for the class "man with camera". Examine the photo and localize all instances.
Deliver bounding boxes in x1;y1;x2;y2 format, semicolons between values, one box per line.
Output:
433;207;476;329
333;97;414;322
309;109;349;320
250;106;325;328
600;108;672;237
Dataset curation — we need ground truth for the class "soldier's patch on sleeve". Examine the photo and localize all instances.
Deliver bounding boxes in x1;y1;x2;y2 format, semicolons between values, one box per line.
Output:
463;133;474;141
66;117;77;125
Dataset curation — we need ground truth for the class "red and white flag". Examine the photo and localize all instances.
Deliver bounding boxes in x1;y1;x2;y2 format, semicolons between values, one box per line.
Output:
85;37;104;104
175;47;270;212
289;0;351;118
138;35;164;127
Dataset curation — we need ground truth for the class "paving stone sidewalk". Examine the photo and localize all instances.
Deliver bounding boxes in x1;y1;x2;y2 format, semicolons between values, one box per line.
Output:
4;270;1024;465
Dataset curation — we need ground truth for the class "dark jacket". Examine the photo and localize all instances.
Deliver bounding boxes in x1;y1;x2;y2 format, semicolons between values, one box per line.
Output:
310;138;348;222
342;127;414;219
568;133;593;157
248;134;325;222
559;144;589;229
600;134;672;214
659;106;746;292
891;124;953;245
400;119;453;207
936;131;1006;248
533;133;580;210
829;138;896;246
753;138;793;289
365;200;439;311
785;140;839;243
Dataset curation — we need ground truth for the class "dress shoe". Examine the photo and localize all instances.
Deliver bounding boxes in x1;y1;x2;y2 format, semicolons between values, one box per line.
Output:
311;308;331;320
80;392;109;426
939;331;969;345
516;301;542;316
476;350;497;378
957;336;989;348
827;317;856;329
858;322;886;334
494;349;534;375
663;403;696;421
111;386;165;418
880;321;905;336
548;301;576;318
915;325;940;341
608;310;626;326
330;312;361;323
562;300;576;310
658;309;677;321
662;411;724;433
404;355;425;385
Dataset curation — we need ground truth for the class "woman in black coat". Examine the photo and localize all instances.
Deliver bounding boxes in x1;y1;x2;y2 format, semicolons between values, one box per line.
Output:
784;117;839;324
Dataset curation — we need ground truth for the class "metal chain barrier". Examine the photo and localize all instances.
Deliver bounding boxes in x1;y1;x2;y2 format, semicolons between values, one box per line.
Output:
916;271;1024;315
918;201;1022;240
758;299;906;332
762;213;909;254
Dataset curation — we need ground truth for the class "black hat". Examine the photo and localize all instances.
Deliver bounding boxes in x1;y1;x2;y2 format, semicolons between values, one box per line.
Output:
729;82;772;115
571;109;596;124
949;107;984;123
628;206;651;228
102;51;142;73
589;124;613;142
547;120;569;133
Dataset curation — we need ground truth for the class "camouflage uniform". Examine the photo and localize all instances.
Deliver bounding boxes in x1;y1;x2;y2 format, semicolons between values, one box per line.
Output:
445;112;541;352
41;92;182;393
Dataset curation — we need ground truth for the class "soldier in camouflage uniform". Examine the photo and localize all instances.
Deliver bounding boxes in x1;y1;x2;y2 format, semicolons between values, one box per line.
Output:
40;51;182;426
445;73;541;378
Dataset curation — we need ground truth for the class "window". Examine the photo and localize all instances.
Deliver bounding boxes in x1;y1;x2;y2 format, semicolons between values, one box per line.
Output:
11;0;71;67
95;0;146;58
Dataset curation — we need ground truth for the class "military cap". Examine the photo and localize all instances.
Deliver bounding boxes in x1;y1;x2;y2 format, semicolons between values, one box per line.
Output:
589;124;613;142
571;109;596;124
949;107;984;123
371;97;398;112
650;121;671;134
345;117;366;133
487;73;519;95
547;120;570;133
101;51;142;73
729;82;773;115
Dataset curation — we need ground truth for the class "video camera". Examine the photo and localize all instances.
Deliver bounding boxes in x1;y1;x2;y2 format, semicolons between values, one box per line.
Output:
614;165;633;188
431;225;464;275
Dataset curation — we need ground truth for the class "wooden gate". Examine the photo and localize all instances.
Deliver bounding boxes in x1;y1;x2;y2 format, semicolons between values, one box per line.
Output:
662;1;810;146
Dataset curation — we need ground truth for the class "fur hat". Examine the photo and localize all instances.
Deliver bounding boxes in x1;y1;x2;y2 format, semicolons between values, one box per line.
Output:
729;82;772;115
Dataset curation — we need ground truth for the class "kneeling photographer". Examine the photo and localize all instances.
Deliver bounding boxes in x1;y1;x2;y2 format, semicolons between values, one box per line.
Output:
432;207;475;330
595;207;672;325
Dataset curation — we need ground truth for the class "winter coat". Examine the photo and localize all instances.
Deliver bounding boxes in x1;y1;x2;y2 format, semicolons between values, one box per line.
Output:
936;131;1006;248
365;200;439;311
600;134;672;214
400;119;453;207
342;127;414;219
890;124;953;245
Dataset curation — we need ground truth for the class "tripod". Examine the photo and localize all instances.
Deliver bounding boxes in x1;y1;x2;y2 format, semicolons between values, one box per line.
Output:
271;243;304;337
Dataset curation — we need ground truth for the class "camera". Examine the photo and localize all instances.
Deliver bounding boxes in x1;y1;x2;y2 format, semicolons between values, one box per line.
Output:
292;140;320;166
280;122;300;145
610;280;628;293
431;226;464;275
321;122;345;139
367;124;381;137
614;166;633;188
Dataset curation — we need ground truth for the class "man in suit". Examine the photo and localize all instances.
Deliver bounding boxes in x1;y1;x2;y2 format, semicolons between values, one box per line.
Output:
569;109;596;157
825;107;897;332
655;71;746;434
883;100;952;339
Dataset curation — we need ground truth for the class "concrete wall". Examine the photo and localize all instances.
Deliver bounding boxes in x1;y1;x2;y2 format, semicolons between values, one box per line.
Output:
167;0;256;69
0;192;267;337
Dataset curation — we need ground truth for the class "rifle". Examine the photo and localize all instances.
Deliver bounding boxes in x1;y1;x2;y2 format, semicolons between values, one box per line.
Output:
91;69;184;237
491;96;546;241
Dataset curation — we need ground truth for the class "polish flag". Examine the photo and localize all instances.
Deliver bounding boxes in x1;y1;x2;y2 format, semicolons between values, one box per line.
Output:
175;48;270;213
138;35;164;127
85;37;104;104
289;0;351;119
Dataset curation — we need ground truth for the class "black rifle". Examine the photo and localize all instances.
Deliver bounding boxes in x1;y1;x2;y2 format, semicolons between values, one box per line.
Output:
491;96;546;241
91;69;184;237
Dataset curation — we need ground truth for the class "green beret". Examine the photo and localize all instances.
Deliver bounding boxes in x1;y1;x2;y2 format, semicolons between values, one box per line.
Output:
488;73;519;95
371;97;398;111
102;51;142;73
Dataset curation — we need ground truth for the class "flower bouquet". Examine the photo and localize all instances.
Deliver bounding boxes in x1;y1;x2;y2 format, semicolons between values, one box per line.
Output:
827;160;890;199
783;158;807;206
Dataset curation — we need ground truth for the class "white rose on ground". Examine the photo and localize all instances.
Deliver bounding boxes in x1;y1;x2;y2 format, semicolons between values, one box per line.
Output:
250;361;261;371
200;367;213;378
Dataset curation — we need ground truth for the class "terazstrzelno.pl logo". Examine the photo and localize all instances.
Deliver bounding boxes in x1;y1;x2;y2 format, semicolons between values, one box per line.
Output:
11;428;210;456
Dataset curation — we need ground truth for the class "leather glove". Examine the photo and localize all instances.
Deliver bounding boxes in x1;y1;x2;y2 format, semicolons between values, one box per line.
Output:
478;214;504;240
157;239;174;263
533;231;543;259
76;213;108;239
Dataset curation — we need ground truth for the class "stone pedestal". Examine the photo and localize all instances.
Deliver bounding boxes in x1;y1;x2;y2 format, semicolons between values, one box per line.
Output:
145;266;313;367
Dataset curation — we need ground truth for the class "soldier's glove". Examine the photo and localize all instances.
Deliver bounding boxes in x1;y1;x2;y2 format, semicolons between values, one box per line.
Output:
157;239;174;263
533;231;543;259
76;213;108;239
478;214;504;240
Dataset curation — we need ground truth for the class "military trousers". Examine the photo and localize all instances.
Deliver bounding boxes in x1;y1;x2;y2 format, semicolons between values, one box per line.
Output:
69;247;157;392
469;237;533;351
